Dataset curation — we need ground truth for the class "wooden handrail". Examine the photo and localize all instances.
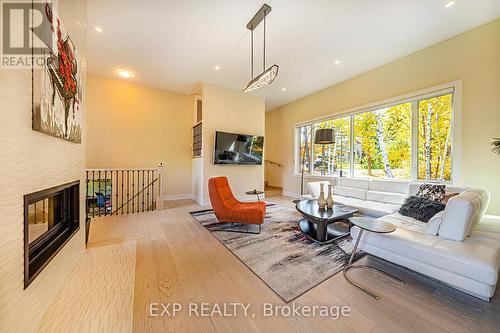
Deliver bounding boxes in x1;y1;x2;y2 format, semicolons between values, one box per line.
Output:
265;159;281;167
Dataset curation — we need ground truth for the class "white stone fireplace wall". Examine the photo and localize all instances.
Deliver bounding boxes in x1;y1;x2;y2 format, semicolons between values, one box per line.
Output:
0;0;87;331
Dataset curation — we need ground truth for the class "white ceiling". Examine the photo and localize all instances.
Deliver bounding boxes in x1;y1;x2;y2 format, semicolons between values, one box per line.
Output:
87;0;500;111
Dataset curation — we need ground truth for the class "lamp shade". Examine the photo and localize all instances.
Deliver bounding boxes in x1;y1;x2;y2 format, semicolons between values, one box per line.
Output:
314;128;335;144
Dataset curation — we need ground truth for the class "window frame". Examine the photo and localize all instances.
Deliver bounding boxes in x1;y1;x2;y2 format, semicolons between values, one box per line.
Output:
293;81;462;184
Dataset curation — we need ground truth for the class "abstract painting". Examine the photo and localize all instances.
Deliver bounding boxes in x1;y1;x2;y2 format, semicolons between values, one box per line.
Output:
32;2;82;143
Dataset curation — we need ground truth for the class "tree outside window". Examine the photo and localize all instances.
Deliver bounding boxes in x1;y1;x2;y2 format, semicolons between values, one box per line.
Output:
312;117;351;176
295;90;455;182
353;103;412;179
418;94;453;181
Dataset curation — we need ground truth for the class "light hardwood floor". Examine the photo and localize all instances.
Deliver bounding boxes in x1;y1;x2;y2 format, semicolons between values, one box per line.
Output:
83;196;499;333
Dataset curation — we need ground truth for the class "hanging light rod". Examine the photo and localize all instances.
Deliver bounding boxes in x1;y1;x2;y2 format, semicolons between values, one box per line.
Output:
243;4;279;92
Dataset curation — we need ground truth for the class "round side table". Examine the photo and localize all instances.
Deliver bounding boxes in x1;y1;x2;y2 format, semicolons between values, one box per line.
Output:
245;190;264;202
344;216;405;300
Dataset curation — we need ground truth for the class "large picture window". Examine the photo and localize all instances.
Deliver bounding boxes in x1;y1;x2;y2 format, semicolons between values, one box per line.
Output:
294;85;458;182
353;102;411;179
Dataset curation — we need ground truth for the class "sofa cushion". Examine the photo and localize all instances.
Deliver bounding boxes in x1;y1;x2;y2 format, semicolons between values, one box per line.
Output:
353;201;402;218
368;179;409;194
334;186;366;200
351;213;500;285
409;182;467;196
375;212;428;233
426;211;444;235
306;181;331;199
415;184;446;202
398;196;446;222
439;189;491;241
366;190;407;205
337;178;370;190
334;195;400;218
332;195;364;207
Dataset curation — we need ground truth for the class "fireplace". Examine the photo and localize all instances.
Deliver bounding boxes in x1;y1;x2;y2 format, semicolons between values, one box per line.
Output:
24;180;80;288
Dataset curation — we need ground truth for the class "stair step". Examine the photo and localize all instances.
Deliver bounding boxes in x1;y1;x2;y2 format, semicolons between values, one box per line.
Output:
264;185;282;198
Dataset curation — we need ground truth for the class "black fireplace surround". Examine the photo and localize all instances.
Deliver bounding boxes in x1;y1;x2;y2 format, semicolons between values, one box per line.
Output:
23;180;80;288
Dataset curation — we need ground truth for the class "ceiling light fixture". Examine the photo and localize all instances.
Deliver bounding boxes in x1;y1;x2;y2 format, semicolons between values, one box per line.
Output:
214;65;221;70
95;26;103;33
116;70;134;79
445;1;455;8
243;4;279;92
281;88;287;92
334;59;340;65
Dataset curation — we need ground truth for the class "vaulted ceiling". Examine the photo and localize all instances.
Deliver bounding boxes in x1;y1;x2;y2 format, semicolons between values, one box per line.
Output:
87;0;500;110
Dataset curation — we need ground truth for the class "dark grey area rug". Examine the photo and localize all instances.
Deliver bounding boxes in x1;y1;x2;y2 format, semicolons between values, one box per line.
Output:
190;204;363;302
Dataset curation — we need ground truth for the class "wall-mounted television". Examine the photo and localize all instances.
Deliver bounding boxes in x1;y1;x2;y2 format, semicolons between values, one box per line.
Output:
214;131;264;165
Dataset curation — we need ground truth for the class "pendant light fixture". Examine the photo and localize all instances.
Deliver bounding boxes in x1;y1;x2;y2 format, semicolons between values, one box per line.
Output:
243;4;279;92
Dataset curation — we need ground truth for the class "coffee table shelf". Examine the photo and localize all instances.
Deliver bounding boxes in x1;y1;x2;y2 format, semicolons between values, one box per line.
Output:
295;200;358;242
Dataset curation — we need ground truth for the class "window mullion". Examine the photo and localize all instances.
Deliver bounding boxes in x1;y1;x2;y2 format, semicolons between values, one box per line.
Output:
350;115;354;178
411;100;419;181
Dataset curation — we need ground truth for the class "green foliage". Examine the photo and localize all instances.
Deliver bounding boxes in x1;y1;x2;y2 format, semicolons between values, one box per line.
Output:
353;103;412;178
417;94;452;180
297;94;453;181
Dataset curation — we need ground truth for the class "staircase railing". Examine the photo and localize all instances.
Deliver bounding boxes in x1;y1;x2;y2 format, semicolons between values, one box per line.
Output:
85;168;161;219
265;159;282;167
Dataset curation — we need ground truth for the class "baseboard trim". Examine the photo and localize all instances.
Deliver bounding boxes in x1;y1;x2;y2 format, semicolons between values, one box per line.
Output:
192;196;204;206
160;194;193;201
282;191;299;198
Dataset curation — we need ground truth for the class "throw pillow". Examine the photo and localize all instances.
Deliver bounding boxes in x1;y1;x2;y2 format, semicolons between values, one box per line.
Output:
441;192;459;204
416;184;446;202
399;196;446;223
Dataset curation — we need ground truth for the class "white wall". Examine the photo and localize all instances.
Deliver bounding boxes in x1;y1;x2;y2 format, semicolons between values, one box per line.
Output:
192;157;203;204
265;20;500;214
86;75;193;197
200;84;265;205
0;0;87;331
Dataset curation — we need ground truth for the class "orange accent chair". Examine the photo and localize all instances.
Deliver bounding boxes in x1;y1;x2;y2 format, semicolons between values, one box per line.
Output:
208;177;266;234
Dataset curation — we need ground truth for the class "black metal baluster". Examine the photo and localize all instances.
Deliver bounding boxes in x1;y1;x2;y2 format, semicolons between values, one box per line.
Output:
152;171;155;210
127;170;130;214
146;171;150;212
121;170;124;215
131;170;134;213
142;170;145;212
110;170;113;215
98;171;101;217
92;171;95;218
86;171;89;220
115;170;118;215
104;170;107;216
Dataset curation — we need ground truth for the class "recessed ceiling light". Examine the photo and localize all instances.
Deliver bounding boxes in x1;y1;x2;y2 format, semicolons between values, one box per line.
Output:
95;26;103;33
116;70;133;79
281;87;287;92
334;59;341;65
445;1;455;8
214;65;221;71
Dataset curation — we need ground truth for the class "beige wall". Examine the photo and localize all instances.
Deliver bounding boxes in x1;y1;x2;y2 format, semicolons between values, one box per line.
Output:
201;84;265;204
265;19;500;215
86;75;193;197
0;0;87;331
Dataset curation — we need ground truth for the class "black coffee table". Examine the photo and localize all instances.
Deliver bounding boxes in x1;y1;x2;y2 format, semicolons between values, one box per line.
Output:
295;200;358;242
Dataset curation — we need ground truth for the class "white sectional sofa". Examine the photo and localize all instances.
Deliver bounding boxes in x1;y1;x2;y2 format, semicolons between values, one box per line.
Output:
303;178;409;217
302;178;500;301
